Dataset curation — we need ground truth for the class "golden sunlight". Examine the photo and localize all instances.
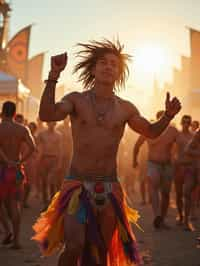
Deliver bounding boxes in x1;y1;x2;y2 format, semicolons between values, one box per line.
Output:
134;44;167;76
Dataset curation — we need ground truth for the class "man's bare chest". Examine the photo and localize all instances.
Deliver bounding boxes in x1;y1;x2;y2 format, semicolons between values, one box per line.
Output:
73;96;126;130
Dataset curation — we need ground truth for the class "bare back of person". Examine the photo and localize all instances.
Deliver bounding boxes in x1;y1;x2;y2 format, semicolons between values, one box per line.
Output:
69;90;127;179
0;121;27;162
0;111;35;249
147;125;178;162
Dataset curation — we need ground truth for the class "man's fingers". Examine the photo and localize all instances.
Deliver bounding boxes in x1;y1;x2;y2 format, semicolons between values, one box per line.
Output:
171;97;181;105
166;92;170;103
51;53;68;66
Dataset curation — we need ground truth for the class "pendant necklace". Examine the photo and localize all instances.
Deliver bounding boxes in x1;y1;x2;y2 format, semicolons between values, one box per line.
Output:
90;90;114;125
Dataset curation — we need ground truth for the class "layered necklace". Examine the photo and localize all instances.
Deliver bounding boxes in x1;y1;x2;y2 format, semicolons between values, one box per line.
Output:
90;89;115;125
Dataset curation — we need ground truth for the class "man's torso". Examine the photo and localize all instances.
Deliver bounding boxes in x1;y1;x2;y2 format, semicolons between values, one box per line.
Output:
68;90;131;178
37;129;62;157
147;126;178;163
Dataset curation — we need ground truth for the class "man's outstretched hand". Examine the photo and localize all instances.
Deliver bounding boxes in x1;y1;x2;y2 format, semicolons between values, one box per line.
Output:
49;52;68;79
165;92;181;118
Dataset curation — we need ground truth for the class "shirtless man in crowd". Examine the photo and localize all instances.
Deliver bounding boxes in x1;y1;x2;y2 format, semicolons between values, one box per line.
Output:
133;111;178;229
37;121;62;208
183;129;200;230
133;135;150;205
33;40;181;266
0;101;35;248
174;115;194;230
23;122;38;207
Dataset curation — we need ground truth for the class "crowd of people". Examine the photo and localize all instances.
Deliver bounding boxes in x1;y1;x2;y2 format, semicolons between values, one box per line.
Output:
0;38;198;266
0;106;72;249
133;113;200;231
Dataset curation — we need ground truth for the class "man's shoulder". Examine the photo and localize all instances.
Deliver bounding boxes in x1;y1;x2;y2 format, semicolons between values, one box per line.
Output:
116;96;139;114
62;91;83;102
13;123;29;137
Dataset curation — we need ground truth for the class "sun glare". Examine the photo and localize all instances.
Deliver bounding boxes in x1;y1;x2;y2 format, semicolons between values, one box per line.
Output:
134;45;167;75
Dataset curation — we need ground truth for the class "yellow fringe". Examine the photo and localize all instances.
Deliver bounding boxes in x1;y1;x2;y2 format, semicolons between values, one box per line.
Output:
67;187;82;215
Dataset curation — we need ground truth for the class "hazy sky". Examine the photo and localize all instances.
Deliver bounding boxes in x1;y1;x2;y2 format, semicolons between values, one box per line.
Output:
7;0;200;109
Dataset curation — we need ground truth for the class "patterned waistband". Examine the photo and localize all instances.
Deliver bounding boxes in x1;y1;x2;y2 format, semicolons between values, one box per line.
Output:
65;175;118;182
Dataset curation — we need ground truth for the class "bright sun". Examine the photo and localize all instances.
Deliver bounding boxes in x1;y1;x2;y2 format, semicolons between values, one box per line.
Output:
134;45;167;76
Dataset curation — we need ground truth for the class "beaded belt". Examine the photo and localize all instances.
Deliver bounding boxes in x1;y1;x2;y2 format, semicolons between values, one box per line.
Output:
65;175;117;206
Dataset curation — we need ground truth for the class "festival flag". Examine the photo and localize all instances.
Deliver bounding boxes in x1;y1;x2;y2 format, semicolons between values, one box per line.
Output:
190;28;200;90
5;25;31;82
26;52;45;99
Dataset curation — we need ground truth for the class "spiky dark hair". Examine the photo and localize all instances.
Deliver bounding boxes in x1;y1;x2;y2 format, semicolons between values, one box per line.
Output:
73;39;131;91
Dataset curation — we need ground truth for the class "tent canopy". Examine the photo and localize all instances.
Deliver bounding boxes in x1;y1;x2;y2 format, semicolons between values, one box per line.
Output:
0;71;30;100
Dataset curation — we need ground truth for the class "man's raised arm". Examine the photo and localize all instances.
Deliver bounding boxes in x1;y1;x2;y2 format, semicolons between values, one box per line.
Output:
39;53;74;122
127;92;181;139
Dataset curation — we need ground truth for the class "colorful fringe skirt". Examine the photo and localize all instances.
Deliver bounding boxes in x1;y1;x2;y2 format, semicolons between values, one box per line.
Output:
32;176;141;265
0;164;25;200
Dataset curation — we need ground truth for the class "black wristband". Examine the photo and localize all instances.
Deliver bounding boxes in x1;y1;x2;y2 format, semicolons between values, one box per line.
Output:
164;111;174;120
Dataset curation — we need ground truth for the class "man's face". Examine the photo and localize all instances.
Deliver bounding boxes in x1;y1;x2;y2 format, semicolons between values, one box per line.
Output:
181;118;191;130
92;53;120;86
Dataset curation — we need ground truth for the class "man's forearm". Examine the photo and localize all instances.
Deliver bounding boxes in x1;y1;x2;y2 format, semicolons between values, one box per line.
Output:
149;112;172;138
39;80;57;121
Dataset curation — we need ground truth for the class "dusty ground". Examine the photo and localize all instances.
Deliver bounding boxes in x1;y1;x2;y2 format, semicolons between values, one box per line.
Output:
0;186;200;266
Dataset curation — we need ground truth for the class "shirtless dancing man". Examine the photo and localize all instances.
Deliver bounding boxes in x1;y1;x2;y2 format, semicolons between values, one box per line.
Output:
133;111;178;230
0;101;35;248
33;39;181;266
